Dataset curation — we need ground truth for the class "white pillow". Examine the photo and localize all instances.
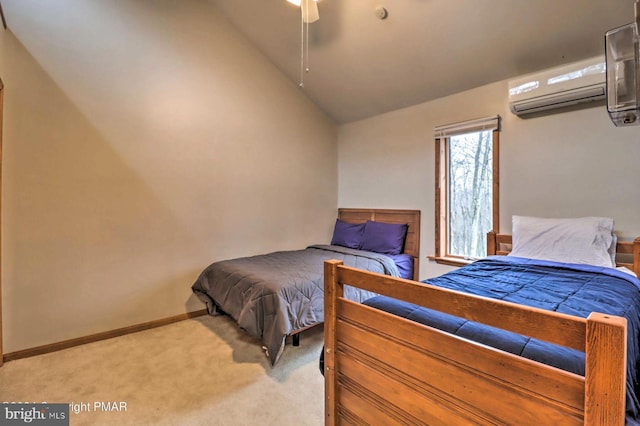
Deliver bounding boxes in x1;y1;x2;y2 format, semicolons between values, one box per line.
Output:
609;233;618;267
509;216;615;268
617;266;638;277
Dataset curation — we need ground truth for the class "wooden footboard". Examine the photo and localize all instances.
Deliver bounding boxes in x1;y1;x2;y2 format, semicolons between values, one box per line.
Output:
323;260;627;425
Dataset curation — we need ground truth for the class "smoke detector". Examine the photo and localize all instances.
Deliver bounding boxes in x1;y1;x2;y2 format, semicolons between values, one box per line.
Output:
375;6;388;20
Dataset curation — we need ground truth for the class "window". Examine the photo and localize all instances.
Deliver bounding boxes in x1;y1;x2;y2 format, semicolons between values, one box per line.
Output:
434;116;499;266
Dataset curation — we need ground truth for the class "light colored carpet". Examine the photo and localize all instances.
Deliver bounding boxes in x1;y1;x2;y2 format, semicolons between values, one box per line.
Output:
0;315;325;425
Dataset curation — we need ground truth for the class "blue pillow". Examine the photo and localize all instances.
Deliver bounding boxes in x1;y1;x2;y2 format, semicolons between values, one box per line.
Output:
360;220;408;255
331;219;365;249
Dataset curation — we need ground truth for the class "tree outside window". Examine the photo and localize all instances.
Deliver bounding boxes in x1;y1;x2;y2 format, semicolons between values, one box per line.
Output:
448;131;493;258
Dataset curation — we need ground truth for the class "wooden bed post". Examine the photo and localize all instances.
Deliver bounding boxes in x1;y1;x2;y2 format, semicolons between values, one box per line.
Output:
324;260;343;426
584;312;627;425
487;230;497;256
633;237;640;277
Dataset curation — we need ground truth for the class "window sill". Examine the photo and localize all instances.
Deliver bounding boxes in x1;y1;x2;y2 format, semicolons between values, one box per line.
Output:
427;256;474;267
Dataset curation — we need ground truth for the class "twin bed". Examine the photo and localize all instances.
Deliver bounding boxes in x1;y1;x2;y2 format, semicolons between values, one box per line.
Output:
323;217;640;425
191;208;420;365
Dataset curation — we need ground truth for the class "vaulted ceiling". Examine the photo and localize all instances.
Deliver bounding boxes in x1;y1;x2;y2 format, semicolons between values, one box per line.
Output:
210;0;637;123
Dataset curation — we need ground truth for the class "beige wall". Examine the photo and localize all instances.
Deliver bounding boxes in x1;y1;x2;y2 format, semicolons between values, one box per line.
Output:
338;81;640;279
0;1;337;353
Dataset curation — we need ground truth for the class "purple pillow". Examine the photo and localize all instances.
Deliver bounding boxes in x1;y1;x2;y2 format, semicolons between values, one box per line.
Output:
360;220;408;255
331;219;365;249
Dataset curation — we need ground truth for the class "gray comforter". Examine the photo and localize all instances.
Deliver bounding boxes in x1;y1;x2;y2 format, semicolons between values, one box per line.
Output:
191;244;400;365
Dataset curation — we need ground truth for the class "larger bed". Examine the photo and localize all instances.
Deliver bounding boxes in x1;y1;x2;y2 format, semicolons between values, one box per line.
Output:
192;208;420;365
323;219;640;425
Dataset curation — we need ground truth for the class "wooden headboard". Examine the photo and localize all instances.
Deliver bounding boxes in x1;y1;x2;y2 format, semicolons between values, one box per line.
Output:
338;208;421;280
487;231;640;276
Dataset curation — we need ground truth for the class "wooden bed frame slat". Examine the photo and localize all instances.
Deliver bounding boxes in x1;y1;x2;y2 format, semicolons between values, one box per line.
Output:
337;300;585;414
324;253;629;425
338;354;483;425
336;317;584;424
339;266;587;350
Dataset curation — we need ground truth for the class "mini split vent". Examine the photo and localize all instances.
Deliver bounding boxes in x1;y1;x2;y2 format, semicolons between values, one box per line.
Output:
508;56;606;116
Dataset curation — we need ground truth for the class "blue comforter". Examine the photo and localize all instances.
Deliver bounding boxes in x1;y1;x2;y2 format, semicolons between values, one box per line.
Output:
363;256;640;423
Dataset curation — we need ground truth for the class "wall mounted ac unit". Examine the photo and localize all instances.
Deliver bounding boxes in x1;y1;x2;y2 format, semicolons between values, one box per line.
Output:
508;56;606;116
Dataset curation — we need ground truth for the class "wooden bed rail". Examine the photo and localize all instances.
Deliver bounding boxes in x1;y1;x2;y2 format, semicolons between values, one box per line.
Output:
487;231;640;277
324;259;627;425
